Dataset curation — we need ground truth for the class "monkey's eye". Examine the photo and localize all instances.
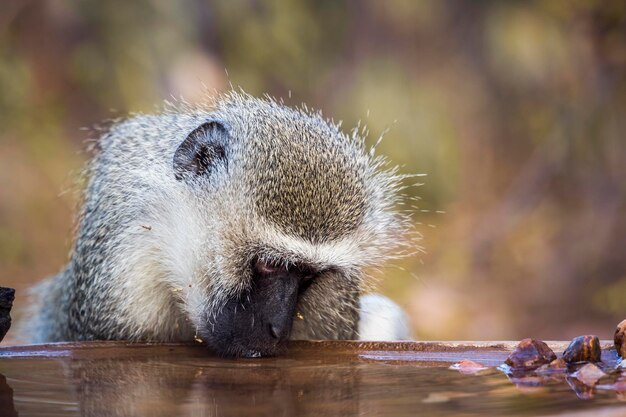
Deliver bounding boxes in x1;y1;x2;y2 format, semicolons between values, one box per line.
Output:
298;267;318;283
252;259;319;284
297;267;320;295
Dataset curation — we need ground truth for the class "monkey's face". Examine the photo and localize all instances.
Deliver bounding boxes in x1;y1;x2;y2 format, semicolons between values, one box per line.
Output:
171;101;404;357
191;241;362;357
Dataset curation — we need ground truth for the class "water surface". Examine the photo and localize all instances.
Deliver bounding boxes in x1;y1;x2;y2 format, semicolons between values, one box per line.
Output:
0;341;625;416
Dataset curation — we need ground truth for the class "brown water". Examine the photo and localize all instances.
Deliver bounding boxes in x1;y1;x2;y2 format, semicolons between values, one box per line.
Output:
1;341;625;417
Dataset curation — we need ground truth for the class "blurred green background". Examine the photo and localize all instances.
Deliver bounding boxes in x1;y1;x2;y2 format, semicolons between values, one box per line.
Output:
1;0;625;341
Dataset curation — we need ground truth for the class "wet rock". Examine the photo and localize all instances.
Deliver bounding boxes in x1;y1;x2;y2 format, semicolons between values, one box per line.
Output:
505;338;557;369
614;319;626;358
572;363;606;386
449;360;489;374
549;357;567;369
536;358;568;374
0;288;15;343
562;335;601;364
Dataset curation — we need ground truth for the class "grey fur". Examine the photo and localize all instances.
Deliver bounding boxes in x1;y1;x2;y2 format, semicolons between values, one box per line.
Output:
28;91;413;349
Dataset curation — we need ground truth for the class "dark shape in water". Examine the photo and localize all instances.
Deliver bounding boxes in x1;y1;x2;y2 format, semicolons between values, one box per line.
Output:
614;319;626;358
505;338;557;369
0;287;14;343
562;335;601;364
0;374;18;417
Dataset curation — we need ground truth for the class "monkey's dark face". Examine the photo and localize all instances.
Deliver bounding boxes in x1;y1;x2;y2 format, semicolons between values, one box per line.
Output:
199;259;318;358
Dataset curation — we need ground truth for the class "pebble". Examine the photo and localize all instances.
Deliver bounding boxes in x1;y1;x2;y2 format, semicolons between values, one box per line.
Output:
536;358;567;374
562;335;601;363
614;319;626;358
505;338;557;369
449;360;489;374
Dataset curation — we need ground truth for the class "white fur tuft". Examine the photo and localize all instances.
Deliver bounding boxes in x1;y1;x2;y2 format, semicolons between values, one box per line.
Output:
358;294;412;340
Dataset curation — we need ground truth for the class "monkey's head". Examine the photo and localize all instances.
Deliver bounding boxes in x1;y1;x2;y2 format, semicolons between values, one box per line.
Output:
166;94;408;357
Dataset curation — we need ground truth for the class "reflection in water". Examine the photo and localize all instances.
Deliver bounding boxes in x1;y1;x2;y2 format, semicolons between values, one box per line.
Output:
566;377;596;401
0;373;18;417
3;344;626;417
67;358;360;417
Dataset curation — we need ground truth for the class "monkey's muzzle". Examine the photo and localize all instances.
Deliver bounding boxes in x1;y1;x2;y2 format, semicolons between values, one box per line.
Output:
203;259;316;358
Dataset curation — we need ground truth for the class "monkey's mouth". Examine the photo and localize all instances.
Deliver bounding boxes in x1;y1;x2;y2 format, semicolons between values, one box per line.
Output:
201;258;318;358
199;321;291;358
242;350;263;358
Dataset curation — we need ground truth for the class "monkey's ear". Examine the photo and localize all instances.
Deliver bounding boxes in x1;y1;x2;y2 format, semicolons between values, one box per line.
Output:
173;121;229;181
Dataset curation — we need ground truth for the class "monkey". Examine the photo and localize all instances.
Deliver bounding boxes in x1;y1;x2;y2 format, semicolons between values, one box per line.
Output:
27;91;414;357
0;287;15;343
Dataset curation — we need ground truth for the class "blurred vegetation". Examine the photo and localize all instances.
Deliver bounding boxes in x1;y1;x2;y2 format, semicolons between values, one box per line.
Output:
1;0;625;341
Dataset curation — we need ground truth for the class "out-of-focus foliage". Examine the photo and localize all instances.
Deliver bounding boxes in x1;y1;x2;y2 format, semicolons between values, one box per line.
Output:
1;0;625;340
